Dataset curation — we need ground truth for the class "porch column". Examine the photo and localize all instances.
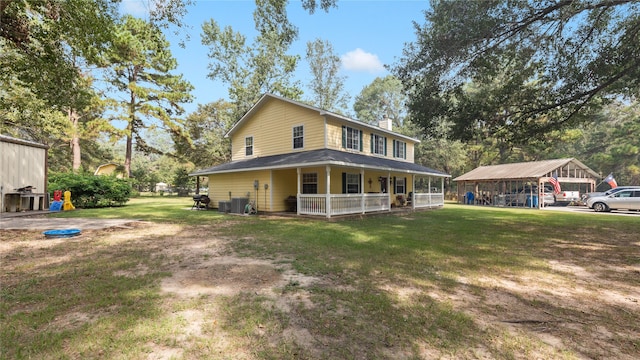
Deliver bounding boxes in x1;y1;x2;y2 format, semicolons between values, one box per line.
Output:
296;167;301;215
326;166;331;218
412;174;416;209
428;176;432;206
388;171;392;212
538;179;544;209
361;168;365;214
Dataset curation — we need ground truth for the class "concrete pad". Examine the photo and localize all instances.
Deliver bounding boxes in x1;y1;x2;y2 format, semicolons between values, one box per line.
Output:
0;217;139;230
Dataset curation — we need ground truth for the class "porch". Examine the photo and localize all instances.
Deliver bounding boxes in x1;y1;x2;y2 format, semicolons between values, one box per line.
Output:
297;192;445;217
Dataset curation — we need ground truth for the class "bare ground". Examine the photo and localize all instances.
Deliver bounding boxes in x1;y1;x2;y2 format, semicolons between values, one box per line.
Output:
1;220;638;359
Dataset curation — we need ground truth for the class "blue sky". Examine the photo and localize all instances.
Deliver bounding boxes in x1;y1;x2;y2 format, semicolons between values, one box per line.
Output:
120;0;430;115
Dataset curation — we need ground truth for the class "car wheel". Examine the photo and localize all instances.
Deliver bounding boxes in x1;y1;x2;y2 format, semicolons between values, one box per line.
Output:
592;202;609;212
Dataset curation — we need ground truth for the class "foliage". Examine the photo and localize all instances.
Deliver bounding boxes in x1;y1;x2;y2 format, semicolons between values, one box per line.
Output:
172;167;194;196
353;75;407;129
305;38;350;114
48;172;132;208
0;0;119;111
102;15;193;177
174;100;235;168
201;0;305;119
568;102;640;186
394;0;640;143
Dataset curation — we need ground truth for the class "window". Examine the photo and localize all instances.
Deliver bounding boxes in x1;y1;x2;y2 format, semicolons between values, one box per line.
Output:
342;126;362;151
293;125;304;149
346;173;360;193
393;140;406;159
395;177;405;194
302;173;317;194
245;136;253;156
371;134;386;155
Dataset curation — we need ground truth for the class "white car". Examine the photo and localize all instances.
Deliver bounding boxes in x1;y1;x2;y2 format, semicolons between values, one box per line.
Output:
586;188;640;212
582;186;640;203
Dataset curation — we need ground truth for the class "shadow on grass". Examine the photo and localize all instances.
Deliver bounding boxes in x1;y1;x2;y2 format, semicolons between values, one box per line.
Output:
0;236;170;359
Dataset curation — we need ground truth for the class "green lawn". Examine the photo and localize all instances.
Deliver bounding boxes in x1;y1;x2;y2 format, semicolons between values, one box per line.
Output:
2;197;639;359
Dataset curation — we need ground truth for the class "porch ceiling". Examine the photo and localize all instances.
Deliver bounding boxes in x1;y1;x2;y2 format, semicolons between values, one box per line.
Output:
190;149;450;177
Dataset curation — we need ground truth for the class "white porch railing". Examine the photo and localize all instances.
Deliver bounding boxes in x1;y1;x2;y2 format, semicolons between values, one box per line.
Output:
414;193;445;208
298;192;442;217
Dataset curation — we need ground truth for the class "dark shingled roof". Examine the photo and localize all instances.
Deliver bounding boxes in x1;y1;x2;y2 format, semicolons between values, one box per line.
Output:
191;149;450;177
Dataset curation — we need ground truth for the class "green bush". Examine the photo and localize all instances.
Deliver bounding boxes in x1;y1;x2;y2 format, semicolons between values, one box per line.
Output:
48;172;133;208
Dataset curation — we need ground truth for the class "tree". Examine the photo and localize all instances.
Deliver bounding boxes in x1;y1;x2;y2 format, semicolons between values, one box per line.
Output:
353;76;407;130
305;38;349;113
103;15;193;177
174;100;235;168
201;0;338;119
394;0;640;143
202;0;304;119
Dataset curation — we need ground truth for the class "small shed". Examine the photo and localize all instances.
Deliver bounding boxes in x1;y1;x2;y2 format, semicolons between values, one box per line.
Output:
94;163;125;178
454;158;600;209
1;135;49;212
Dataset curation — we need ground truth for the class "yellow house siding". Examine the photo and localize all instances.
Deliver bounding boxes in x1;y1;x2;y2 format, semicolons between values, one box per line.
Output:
230;99;326;161
327;118;416;163
208;170;272;211
271;169;297;211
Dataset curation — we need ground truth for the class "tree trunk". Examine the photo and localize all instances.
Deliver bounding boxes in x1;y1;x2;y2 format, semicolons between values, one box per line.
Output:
70;109;82;171
125;132;133;178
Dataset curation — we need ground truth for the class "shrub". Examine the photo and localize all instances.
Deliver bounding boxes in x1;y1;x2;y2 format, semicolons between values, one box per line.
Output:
48;172;133;208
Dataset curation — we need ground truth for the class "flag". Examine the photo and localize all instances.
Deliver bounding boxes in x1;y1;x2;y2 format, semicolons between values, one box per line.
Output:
604;173;618;188
549;174;561;194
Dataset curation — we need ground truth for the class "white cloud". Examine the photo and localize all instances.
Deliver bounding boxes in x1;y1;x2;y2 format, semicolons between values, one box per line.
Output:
341;48;385;73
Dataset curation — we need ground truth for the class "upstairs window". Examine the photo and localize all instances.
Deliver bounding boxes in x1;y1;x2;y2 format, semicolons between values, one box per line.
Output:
393;140;406;159
371;134;386;155
293;125;304;149
342;126;362;151
245;136;253;156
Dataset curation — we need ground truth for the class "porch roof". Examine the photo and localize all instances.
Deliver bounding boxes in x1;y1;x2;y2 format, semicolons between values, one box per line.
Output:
190;149;450;177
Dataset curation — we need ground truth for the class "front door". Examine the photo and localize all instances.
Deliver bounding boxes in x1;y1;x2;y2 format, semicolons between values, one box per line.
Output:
380;177;388;193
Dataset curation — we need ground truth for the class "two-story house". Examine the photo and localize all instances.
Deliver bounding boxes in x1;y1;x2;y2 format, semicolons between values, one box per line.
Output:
190;93;450;217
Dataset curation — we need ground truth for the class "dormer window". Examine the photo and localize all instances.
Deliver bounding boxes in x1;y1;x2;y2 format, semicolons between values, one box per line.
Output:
293;125;304;149
245;136;253;156
342;126;362;151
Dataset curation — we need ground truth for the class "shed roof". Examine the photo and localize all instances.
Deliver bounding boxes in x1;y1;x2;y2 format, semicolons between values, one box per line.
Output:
191;149;449;177
0;134;49;149
453;158;600;182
